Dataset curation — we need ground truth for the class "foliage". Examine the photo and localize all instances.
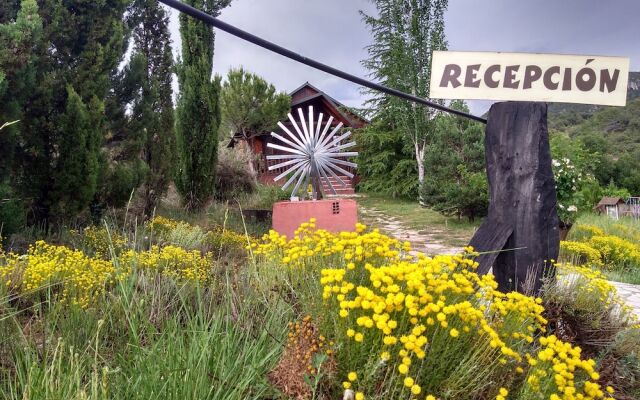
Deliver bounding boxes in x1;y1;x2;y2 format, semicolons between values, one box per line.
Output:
422;101;487;221
559;241;603;268
146;215;248;256
253;221;616;399
0;182;25;239
1;262;288;399
175;0;231;210
0;0;41;183
220;67;290;142
1;240;121;307
361;0;448;203
215;145;257;200
121;0;176;217
0;0;129;224
562;215;640;283
99;0;175;217
354;119;417;198
552;157;584;226
549;97;640;195
541;263;636;362
52;86;103;220
70;225;127;259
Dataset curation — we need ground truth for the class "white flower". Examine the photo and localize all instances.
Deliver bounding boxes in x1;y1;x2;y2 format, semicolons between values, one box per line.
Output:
568;205;578;212
559;204;565;209
552;159;560;167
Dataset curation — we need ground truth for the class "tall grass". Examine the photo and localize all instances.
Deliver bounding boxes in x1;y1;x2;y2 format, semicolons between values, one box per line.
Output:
0;258;292;399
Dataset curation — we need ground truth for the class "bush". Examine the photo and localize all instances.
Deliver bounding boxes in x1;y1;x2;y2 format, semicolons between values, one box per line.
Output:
215;146;257;200
253;222;614;400
589;235;640;271
559;241;603;267
0;182;26;240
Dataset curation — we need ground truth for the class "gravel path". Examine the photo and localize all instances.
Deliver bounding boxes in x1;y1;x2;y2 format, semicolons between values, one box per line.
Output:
360;205;640;317
359;206;463;256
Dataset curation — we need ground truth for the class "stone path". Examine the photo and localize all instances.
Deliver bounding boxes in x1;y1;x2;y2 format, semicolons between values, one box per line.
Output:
610;282;640;316
360;206;640;317
359;207;462;256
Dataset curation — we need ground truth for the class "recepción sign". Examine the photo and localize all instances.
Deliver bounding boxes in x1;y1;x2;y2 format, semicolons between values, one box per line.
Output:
430;51;629;106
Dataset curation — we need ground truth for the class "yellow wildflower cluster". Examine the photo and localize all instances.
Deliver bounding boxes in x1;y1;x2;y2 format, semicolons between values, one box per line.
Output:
522;335;610;399
71;225;127;259
146;215;179;236
588;235;640;269
0;241;121;307
206;228;248;252
253;219;408;268
569;225;604;241
147;215;249;253
120;245;213;283
254;220;613;400
554;263;636;317
559;241;603;267
1;241;215;306
561;227;640;272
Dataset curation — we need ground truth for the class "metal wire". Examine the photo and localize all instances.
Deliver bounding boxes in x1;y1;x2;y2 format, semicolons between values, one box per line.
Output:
159;0;488;124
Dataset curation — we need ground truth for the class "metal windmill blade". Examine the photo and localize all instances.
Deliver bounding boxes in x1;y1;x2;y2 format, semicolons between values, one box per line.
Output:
266;105;358;200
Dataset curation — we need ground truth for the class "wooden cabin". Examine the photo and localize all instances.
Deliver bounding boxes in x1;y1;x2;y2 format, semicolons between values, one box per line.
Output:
594;196;626;220
232;82;368;195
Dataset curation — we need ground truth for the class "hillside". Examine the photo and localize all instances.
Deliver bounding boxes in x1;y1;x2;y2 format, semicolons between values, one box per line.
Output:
547;73;640;194
548;72;640;132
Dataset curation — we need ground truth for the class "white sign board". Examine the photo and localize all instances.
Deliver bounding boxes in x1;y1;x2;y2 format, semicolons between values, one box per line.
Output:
429;51;629;106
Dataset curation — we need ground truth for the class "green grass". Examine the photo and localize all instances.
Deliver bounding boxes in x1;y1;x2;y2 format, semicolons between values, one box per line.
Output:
0;271;292;399
356;194;480;248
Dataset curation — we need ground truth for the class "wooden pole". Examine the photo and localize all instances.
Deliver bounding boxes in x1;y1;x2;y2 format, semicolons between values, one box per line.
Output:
469;102;559;294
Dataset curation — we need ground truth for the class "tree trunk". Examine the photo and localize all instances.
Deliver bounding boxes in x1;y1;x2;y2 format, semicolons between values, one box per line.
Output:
241;138;257;178
415;141;426;206
468;102;559;295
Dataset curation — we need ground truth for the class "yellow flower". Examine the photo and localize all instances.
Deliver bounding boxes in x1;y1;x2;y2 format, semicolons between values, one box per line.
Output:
348;372;357;381
355;392;364;400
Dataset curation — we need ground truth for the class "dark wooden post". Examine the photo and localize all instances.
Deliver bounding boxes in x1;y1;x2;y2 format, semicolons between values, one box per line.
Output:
469;102;559;294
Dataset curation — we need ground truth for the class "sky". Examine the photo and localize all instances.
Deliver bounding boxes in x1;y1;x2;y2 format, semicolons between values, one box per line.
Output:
167;0;640;116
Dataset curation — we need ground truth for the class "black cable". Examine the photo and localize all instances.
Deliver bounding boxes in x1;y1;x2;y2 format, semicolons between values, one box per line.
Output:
159;0;488;124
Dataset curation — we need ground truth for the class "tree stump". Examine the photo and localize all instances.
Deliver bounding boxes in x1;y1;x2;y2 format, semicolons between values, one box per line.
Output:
469;101;559;294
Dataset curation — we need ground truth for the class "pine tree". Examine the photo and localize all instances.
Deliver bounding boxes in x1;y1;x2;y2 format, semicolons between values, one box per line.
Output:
361;0;448;204
422;101;487;221
175;0;231;210
220;67;290;177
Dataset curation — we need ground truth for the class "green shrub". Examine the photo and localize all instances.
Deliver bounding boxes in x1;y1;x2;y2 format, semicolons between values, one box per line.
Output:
0;183;25;241
214;146;256;200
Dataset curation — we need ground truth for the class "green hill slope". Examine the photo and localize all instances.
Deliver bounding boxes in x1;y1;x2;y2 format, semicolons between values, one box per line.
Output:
547;73;640;195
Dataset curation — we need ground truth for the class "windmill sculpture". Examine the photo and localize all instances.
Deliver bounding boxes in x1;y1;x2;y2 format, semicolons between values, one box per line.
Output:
266;106;358;200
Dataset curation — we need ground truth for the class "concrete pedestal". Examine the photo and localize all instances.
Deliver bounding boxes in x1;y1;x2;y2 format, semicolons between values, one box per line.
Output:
272;199;358;239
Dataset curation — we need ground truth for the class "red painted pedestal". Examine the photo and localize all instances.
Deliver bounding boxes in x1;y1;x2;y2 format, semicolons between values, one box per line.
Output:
272;199;358;239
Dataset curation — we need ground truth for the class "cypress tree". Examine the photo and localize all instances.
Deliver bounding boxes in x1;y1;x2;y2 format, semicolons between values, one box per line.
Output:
175;0;231;210
0;0;42;183
99;0;175;217
5;0;129;224
131;0;176;217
